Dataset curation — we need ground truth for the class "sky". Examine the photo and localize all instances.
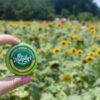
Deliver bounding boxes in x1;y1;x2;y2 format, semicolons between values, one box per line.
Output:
93;0;100;7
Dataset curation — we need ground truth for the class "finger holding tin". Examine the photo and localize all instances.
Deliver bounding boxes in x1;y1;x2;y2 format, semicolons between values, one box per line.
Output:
0;35;31;96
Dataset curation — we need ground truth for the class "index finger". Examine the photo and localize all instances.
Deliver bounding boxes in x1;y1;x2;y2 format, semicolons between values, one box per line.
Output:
0;35;21;45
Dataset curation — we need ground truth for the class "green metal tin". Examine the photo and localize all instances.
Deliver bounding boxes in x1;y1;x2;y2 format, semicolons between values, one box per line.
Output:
6;43;38;76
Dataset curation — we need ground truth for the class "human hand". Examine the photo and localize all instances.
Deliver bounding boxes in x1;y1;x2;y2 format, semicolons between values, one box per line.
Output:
0;35;31;96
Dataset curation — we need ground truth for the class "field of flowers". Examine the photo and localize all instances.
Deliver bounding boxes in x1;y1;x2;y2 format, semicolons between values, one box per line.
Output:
0;20;100;100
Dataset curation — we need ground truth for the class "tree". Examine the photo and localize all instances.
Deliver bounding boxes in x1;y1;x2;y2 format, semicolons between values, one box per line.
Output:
77;12;93;21
0;0;99;20
61;9;71;18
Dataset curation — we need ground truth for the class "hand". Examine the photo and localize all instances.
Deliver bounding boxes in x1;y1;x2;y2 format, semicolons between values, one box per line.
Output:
0;35;31;96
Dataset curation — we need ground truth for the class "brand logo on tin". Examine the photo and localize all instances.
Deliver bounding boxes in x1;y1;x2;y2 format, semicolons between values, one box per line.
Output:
14;54;32;65
10;45;36;70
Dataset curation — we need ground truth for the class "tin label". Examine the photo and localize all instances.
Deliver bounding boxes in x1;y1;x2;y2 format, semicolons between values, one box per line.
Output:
9;46;36;72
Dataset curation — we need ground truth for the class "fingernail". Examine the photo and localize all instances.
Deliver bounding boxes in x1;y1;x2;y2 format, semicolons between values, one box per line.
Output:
22;76;31;84
16;39;21;43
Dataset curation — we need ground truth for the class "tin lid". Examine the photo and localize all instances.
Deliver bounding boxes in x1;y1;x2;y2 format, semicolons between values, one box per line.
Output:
6;43;38;76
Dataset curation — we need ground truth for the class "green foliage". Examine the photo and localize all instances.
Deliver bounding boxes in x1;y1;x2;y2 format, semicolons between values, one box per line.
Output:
61;9;71;18
69;15;76;20
0;21;100;99
77;12;93;21
0;0;99;20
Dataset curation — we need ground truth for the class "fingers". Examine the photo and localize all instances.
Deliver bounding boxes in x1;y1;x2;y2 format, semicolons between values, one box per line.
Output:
0;35;21;45
0;76;31;96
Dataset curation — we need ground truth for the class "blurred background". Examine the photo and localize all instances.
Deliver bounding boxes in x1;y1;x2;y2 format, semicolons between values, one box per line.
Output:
0;0;100;100
0;0;100;21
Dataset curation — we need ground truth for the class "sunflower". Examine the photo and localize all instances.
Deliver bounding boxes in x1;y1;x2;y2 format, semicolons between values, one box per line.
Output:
95;49;100;56
69;48;77;55
91;45;99;50
37;49;44;56
53;48;61;55
88;26;96;33
87;56;96;62
83;59;88;64
77;49;84;55
62;75;72;83
60;40;71;47
88;51;95;56
67;41;72;46
90;29;96;33
60;40;67;47
83;56;96;63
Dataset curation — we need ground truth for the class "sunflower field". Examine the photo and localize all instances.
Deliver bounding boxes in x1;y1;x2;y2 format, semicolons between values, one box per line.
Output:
0;20;100;100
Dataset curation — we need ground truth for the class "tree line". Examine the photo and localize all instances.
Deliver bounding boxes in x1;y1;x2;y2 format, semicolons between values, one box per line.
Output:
0;0;100;20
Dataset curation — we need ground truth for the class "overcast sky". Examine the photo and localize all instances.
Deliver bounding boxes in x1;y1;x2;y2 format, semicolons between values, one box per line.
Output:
93;0;100;7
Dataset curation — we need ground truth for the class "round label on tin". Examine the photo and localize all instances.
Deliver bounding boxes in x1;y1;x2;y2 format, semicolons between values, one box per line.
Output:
6;43;37;76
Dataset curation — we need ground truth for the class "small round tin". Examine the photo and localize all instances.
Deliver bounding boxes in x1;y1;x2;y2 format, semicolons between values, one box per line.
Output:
6;43;38;76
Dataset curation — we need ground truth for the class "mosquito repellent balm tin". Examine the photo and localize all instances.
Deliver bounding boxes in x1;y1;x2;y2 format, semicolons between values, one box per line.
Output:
6;43;38;76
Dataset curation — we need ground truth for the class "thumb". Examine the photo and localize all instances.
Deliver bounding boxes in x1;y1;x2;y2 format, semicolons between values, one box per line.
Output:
0;76;31;96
